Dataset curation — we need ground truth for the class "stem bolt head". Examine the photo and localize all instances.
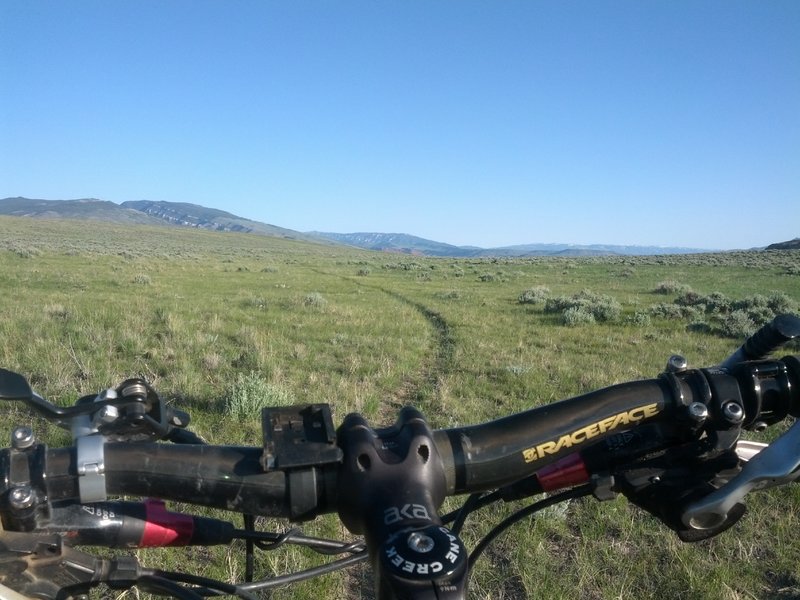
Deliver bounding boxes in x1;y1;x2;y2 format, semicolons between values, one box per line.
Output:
688;402;709;422
722;402;744;424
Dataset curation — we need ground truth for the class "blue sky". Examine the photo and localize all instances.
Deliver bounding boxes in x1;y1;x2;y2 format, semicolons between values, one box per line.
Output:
1;2;798;249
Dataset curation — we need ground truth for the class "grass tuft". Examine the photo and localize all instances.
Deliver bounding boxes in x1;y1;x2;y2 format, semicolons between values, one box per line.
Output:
224;372;295;421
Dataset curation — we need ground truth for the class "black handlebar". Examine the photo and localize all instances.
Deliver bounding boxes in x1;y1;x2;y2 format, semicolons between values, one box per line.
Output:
1;352;799;599
14;355;800;519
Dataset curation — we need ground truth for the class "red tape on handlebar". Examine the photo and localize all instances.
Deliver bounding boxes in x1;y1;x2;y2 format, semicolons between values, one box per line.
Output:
141;499;194;547
536;453;590;492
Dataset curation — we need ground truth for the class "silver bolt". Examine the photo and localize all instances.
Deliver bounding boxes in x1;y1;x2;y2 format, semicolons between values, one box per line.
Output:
752;421;768;432
96;405;119;425
11;427;35;450
688;403;709;422
9;486;35;510
407;532;435;554
722;402;744;424
666;355;688;373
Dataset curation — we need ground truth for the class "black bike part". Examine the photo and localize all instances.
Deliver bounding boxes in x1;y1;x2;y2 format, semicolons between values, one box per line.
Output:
99;445;310;519
437;378;673;494
469;485;593;569
720;314;800;370
377;524;469;600
448;493;484;535
728;359;795;427
144;569;259;600
136;576;206;600
441;359;800;495
5;357;795;528
243;514;255;582
336;407;469;599
233;528;365;555
261;403;342;470
616;447;746;542
166;428;208;445
497;424;673;501
37;445;322;519
0;369;33;401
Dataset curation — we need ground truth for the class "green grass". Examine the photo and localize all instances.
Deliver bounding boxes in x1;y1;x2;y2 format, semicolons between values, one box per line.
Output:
1;216;799;598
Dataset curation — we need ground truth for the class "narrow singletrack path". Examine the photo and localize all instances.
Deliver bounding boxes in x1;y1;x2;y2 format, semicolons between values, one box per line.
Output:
373;286;455;411
311;269;456;417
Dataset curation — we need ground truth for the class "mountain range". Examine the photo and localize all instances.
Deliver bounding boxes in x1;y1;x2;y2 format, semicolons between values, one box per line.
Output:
309;231;709;257
0;197;785;257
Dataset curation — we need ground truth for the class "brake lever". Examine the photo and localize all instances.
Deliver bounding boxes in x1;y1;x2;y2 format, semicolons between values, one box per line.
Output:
0;369;190;442
682;420;800;530
0;530;140;599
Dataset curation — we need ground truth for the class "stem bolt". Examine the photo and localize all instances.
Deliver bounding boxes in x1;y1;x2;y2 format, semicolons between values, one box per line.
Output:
688;402;709;422
722;402;744;424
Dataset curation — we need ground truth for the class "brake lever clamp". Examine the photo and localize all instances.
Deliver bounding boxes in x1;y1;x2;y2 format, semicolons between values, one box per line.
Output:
336;407;469;600
682;418;800;531
76;378;190;442
0;370;189;443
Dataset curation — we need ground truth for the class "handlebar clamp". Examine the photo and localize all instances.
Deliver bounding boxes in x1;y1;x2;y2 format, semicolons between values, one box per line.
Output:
336;407;469;599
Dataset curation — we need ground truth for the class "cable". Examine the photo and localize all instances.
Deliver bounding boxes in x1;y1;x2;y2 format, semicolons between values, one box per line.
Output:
137;575;207;600
468;484;592;569
146;569;259;600
233;528;366;555
237;551;369;592
448;493;483;535
441;490;502;529
243;514;255;582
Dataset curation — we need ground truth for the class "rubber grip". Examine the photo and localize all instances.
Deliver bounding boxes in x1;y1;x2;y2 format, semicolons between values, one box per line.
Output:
742;314;800;360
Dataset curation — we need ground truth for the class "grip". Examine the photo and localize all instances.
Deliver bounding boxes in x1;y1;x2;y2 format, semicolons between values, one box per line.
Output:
742;314;800;360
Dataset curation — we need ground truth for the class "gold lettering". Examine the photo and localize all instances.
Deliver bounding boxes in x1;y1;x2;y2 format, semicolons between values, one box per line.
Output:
520;404;661;463
598;415;616;434
571;426;589;444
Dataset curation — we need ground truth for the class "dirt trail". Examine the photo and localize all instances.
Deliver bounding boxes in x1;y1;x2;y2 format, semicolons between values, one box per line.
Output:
374;286;455;416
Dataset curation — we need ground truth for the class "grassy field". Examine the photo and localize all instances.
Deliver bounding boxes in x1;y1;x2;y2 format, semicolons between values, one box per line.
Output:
1;216;800;599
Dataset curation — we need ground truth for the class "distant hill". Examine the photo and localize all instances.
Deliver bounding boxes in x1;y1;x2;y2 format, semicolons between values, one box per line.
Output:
309;232;483;257
3;197;718;257
120;200;316;241
0;197;317;242
0;197;165;225
311;232;711;257
766;238;800;250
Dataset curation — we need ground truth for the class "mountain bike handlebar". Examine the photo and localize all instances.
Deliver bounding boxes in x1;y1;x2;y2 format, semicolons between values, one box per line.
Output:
1;315;800;599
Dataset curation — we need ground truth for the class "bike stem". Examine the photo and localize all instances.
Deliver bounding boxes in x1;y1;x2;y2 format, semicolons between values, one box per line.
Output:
335;407;469;600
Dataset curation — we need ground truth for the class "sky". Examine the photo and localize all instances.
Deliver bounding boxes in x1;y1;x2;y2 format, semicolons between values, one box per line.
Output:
1;2;798;250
